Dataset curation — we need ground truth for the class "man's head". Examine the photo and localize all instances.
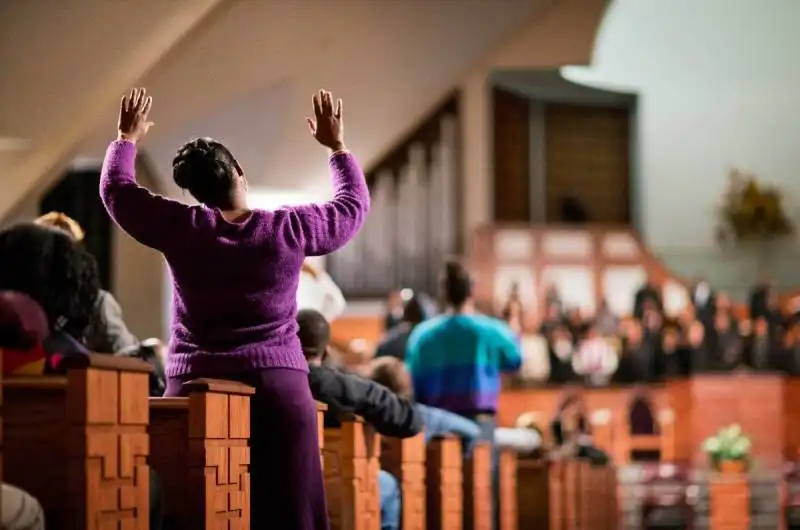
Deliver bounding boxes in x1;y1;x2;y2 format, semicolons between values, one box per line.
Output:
370;356;413;399
403;292;435;326
296;309;330;365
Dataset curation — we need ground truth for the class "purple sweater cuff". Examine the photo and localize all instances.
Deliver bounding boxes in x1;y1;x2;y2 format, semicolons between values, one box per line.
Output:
102;140;138;183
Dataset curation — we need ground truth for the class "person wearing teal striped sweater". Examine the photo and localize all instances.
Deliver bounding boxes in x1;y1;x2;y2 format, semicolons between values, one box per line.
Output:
405;260;522;418
405;259;521;530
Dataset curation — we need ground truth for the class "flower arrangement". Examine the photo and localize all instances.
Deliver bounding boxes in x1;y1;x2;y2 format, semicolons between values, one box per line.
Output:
717;169;793;242
702;424;751;464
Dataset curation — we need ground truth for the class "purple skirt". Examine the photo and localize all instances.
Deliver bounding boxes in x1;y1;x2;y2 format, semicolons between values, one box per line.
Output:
165;367;329;530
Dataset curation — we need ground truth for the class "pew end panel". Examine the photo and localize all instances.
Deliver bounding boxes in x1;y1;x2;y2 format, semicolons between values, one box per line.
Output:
498;449;518;530
324;414;382;530
149;377;255;530
516;459;549;529
4;354;152;529
426;435;463;530
464;441;493;530
380;432;426;530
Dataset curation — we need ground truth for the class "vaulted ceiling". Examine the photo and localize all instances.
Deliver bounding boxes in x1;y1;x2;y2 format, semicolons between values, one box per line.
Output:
0;0;562;216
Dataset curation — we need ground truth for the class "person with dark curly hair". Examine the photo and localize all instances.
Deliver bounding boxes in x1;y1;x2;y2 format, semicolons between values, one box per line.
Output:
99;87;369;529
34;211;139;354
0;222;100;342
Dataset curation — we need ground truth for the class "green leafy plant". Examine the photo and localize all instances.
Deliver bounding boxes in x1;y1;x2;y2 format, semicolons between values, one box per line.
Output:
702;424;751;461
717;169;793;242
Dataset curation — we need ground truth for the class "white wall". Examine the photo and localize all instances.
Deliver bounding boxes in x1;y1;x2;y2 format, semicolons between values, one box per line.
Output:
561;0;800;251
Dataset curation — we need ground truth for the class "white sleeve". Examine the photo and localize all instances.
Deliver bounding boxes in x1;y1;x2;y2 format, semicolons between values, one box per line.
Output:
318;269;347;321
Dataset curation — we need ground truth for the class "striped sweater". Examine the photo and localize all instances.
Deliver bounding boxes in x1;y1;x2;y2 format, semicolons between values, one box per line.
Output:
405;314;522;415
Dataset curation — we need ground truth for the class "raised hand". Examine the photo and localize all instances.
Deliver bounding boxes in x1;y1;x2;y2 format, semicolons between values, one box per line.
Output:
306;89;345;151
118;88;154;144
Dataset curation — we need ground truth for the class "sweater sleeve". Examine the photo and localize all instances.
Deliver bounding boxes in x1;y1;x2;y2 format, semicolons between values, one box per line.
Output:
308;365;423;438
100;140;193;251
285;152;370;256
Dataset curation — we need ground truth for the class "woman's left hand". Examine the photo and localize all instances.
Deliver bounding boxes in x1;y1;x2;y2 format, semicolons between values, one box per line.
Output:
118;87;154;144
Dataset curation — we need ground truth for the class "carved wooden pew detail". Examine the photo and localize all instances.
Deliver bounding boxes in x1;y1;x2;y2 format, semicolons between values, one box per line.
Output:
317;401;328;468
426;435;463;530
380;432;426;530
149;378;254;530
498;449;519;530
464;441;493;530
323;414;382;530
3;354;151;527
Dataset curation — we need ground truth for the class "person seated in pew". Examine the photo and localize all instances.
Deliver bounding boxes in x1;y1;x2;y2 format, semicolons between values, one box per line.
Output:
101;88;369;530
0;286;166;529
549;396;610;466
374;291;436;361
298;260;347;322
297;309;422;530
33;212;166;394
0;224;105;374
370;357;543;455
0;291;48;530
34;212;139;355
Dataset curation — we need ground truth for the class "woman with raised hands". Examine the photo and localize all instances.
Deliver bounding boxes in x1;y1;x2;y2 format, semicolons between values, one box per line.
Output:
100;87;370;529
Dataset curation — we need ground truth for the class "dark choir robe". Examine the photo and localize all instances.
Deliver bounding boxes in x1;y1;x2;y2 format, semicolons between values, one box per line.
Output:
749;283;770;321
686;340;713;374
746;333;782;371
708;329;743;371
547;340;576;384
633;284;663;320
690;282;717;325
615;339;657;383
783;342;800;376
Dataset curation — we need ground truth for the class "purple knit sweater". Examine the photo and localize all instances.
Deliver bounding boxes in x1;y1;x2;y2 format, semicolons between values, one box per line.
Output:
100;140;369;377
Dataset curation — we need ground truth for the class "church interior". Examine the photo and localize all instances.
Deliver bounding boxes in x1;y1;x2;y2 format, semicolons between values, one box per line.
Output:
2;0;800;528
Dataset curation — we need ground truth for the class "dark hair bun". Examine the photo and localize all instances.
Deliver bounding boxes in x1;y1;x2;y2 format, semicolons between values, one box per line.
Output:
440;258;472;308
172;138;238;205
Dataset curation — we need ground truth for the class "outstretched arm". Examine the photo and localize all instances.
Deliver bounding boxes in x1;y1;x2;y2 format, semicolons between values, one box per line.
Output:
308;364;423;438
283;89;370;256
285;151;370;256
101;88;193;251
100;140;193;250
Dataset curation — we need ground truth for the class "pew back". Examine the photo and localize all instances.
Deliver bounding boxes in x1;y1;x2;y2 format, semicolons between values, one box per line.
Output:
323;415;382;530
3;355;151;529
149;378;254;530
380;433;426;530
426;435;463;530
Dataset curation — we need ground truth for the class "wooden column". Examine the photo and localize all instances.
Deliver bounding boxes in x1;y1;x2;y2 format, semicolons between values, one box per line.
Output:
709;474;749;530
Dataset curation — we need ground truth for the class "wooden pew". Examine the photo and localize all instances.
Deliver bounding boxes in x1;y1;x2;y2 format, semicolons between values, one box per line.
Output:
318;401;328;468
498;449;519;530
546;458;619;530
323;414;382;530
149;378;254;530
380;433;426;530
426;435;463;530
3;354;151;528
516;459;549;528
464;441;493;530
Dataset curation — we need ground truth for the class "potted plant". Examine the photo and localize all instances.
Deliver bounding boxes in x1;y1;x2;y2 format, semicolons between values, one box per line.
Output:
702;424;751;473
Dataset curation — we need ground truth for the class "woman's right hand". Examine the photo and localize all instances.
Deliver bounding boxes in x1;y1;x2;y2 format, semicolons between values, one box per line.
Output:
306;89;345;151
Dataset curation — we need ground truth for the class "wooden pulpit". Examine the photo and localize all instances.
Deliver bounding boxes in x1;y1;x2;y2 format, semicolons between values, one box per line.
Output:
667;373;786;467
